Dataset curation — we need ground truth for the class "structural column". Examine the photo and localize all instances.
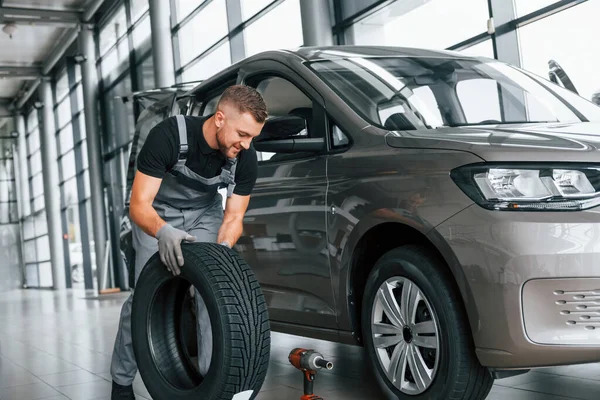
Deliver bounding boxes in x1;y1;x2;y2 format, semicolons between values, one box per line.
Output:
489;0;526;121
79;24;108;289
225;0;245;63
490;0;521;67
39;79;66;290
149;0;175;87
300;0;334;46
14;112;30;218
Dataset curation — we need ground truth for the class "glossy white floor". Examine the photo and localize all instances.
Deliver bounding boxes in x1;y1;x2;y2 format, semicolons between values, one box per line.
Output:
0;289;598;400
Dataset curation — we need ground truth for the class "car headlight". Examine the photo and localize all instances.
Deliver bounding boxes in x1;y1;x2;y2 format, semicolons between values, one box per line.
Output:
450;164;600;211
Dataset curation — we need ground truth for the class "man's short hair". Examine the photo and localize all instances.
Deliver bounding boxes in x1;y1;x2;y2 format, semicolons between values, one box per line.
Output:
217;84;268;123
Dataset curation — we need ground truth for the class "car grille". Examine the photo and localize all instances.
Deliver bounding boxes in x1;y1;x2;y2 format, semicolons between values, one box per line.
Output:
522;279;600;345
555;289;600;331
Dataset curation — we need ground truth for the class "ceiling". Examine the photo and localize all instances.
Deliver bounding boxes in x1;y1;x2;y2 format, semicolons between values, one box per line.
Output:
3;0;92;10
0;0;104;113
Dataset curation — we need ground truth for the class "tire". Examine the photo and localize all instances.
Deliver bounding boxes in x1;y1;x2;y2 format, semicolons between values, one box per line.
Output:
361;245;493;400
131;242;271;400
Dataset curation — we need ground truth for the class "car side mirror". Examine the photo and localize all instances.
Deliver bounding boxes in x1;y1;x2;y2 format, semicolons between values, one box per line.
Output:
256;115;308;142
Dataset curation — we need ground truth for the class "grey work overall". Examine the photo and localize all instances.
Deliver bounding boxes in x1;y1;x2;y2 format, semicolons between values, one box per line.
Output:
111;115;237;386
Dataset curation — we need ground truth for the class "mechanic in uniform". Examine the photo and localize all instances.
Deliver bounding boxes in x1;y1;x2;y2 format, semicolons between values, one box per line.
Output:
110;85;267;399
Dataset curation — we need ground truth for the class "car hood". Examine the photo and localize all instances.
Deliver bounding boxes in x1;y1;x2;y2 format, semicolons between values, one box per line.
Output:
385;122;600;162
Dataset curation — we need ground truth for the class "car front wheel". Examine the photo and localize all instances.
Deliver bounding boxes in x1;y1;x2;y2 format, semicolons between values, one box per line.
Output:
362;245;493;399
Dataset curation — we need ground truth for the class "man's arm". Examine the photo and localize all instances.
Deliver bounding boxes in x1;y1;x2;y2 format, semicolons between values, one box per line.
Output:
217;194;251;247
129;170;167;237
130;170;196;274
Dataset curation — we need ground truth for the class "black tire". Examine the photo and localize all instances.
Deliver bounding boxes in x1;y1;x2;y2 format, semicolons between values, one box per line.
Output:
131;242;271;400
361;245;493;400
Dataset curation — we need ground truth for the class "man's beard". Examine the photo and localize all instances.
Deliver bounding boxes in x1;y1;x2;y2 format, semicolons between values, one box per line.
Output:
215;128;230;156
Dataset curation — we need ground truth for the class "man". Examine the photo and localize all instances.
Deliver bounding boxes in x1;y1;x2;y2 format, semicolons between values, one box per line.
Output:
110;84;267;399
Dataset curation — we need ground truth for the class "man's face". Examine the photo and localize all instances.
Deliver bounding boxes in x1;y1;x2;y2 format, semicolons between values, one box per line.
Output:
215;104;264;159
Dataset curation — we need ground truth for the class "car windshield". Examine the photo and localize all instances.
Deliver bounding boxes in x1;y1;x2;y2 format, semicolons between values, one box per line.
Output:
308;56;600;130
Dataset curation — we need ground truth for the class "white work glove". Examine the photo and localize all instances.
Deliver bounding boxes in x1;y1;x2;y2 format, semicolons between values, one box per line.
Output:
156;224;196;275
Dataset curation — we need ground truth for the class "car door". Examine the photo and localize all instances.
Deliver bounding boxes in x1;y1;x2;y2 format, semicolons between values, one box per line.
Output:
236;62;337;330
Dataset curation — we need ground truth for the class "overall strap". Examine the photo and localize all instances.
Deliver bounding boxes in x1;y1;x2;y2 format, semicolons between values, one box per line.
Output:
175;115;188;167
220;157;238;197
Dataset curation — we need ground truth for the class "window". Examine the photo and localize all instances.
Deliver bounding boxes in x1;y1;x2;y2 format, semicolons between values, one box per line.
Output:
31;174;44;198
60;150;76;181
29;151;42;175
181;41;231;83
252;76;314;162
99;5;127;56
331;124;350;148
76;84;84;112
308;56;600;130
104;77;135;152
24;241;36;262
78;111;87;140
75;64;82;84
176;0;206;23
62;177;78;207
132;14;151;50
244;0;303;57
349;0;489;50
24;218;34;239
60;124;75;158
56;73;70;103
130;0;149;23
456;79;501;122
514;0;561;17
32;196;44;212
459;39;494;59
38;262;52;287
36;236;50;261
101;39;131;87
241;0;275;21
34;211;47;236
0;158;17;224
27;129;40;153
178;0;228;68
57;99;72;129
27;109;38;131
137;55;155;90
518;0;600;103
81;141;89;170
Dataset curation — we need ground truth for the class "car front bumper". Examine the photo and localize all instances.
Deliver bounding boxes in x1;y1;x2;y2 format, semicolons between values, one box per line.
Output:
435;204;600;369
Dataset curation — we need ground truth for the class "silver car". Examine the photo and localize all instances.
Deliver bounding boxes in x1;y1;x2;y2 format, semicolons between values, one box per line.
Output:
123;46;600;399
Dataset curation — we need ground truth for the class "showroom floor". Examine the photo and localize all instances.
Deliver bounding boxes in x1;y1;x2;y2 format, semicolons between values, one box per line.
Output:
0;289;598;400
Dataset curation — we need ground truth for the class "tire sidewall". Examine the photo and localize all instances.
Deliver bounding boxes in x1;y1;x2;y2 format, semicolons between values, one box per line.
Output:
131;249;228;400
361;247;462;400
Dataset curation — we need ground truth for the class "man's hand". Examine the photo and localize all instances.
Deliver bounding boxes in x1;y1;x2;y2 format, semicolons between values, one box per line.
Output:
156;224;196;275
217;194;251;248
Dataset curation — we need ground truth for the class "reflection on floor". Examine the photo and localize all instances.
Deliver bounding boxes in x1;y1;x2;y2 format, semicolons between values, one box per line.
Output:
0;289;598;400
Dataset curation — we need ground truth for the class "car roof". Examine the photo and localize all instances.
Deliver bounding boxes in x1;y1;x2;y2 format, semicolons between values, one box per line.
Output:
290;45;478;62
184;45;481;96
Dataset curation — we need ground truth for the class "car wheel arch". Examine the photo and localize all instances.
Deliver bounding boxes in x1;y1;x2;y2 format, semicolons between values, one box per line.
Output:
343;220;479;346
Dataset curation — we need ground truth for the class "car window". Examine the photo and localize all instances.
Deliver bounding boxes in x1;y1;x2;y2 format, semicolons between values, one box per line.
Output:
308;57;600;129
203;94;221;116
252;76;314;162
331;124;349;148
456;79;502;122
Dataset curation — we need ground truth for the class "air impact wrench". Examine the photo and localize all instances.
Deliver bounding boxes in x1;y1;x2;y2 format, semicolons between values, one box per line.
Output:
288;348;334;400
